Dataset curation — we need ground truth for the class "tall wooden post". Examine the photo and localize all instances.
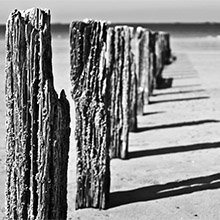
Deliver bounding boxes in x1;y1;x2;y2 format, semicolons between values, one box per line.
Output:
154;31;163;88
5;8;70;220
154;31;171;88
70;20;110;209
128;27;138;132
129;51;138;132
107;26;133;159
148;31;157;96
135;27;150;115
160;32;171;65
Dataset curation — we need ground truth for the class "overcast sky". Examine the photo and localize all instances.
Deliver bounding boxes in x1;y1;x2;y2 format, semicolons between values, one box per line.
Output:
0;0;220;24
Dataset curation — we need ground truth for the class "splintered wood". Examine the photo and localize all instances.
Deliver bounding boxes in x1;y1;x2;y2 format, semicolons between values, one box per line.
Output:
5;8;70;219
107;26;135;158
70;20;110;209
154;31;171;88
134;27;151;115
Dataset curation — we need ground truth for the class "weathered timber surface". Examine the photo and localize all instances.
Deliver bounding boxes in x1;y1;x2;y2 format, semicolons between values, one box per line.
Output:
160;32;171;65
148;31;157;96
129;51;138;132
154;31;171;88
107;26;134;159
129;28;138;132
134;27;151;115
70;20;110;209
5;8;70;220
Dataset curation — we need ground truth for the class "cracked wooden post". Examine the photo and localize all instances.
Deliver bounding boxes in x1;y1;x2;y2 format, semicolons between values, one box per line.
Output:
107;26;133;159
154;31;171;88
160;32;171;65
148;31;157;96
129;51;138;132
135;27;150;115
128;28;138;132
5;8;70;220
70;20;110;209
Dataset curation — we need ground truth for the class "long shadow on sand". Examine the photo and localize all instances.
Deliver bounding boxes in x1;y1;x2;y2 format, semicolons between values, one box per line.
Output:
109;173;220;209
136;119;219;132
174;75;198;80
172;84;201;89
143;111;165;116
150;96;209;104
153;89;205;97
128;141;220;159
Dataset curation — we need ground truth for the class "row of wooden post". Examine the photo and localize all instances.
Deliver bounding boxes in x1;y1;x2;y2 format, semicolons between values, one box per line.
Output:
70;21;172;209
5;8;172;218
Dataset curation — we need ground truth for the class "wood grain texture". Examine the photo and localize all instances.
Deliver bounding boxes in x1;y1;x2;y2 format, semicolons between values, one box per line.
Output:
70;20;110;209
154;31;171;88
5;8;70;220
107;26;134;159
135;27;150;115
148;31;157;96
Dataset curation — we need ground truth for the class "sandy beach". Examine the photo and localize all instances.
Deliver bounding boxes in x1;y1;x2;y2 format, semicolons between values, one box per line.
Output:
0;32;220;219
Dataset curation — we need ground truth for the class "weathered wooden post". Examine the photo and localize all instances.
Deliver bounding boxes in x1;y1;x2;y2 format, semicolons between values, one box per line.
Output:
154;31;172;88
107;26;133;159
148;31;157;96
5;8;70;220
129;51;138;132
134;27;151;115
154;31;164;88
161;32;171;65
70;20;110;209
129;28;138;132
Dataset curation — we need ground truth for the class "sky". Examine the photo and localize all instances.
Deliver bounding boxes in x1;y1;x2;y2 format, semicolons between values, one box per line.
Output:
0;0;220;24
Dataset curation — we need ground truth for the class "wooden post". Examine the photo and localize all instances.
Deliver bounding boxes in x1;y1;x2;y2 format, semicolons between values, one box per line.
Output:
5;8;70;220
70;20;110;209
148;31;157;95
154;31;164;88
160;32;171;65
135;27;150;115
129;51;138;132
107;26;133;159
154;31;171;88
128;27;138;132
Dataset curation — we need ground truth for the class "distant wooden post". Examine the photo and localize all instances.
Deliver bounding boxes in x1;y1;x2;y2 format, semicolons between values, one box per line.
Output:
129;51;138;132
5;8;70;220
135;27;150;115
160;32;171;65
154;31;163;88
148;31;157;96
154;31;171;88
107;26;133;159
70;20;110;209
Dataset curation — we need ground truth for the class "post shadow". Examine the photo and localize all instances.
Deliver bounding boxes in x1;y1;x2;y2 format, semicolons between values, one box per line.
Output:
172;84;201;89
142;111;165;116
174;75;198;80
150;96;209;104
109;173;220;209
136;119;219;132
153;89;205;97
128;141;220;159
156;77;173;89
